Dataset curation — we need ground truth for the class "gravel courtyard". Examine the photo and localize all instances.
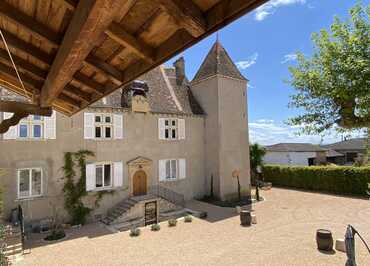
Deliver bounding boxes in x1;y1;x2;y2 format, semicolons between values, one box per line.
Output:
19;188;369;266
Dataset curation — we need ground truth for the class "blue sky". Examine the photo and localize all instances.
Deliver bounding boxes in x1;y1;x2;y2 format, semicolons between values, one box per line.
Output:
167;0;367;145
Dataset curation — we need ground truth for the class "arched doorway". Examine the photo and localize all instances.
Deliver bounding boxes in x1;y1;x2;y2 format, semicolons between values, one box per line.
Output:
133;170;147;196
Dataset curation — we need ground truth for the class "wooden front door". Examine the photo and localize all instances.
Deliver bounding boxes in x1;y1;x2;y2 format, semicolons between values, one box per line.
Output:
133;170;147;196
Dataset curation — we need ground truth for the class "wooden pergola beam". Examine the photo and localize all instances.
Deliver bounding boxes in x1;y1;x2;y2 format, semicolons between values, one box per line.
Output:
0;1;62;47
106;22;155;63
73;72;105;95
0;100;52;116
40;0;127;107
155;0;206;37
1;29;54;66
85;54;123;84
64;85;91;103
0;48;48;79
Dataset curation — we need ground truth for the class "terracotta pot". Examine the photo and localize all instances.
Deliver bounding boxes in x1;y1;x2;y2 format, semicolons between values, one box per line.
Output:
316;229;333;251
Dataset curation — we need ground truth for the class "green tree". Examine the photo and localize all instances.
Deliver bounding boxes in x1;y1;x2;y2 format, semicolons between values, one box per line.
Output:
250;143;266;172
287;3;369;134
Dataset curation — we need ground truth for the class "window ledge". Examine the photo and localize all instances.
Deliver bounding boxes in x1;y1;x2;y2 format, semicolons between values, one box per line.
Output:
15;195;44;202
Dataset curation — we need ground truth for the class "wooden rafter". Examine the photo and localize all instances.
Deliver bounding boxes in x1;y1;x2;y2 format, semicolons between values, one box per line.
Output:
85;54;123;84
155;0;206;37
73;72;105;95
40;0;127;107
0;1;62;47
0;100;52;116
0;48;47;79
106;22;155;63
1;29;53;66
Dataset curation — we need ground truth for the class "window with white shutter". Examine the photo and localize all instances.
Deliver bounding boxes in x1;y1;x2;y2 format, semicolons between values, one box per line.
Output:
113;114;123;139
158;160;166;181
44;111;56;139
158;118;165;140
178;119;185;140
179;158;186;179
113;161;123;187
84;113;95;139
159;159;185;181
86;163;95;191
159;118;185;140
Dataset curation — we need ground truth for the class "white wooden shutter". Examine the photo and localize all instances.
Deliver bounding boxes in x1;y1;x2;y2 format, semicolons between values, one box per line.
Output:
158;118;165;140
113;161;123;187
178;118;185;140
84;113;95;139
179;158;186;179
44;111;56;139
113;114;123;139
3;112;17;139
158;160;166;181
86;163;96;191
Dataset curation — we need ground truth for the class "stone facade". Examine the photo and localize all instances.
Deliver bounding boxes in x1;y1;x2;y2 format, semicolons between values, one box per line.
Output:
0;41;250;224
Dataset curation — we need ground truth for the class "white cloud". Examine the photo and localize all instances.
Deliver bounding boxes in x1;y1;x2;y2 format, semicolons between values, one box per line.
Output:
255;0;306;21
236;53;258;69
248;119;344;145
281;53;298;64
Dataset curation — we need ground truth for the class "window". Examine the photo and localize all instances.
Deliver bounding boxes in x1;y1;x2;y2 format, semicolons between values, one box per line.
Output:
165;159;177;180
94;114;112;139
17;168;42;199
159;159;186;181
164;119;177;140
95;163;112;189
18;115;44;139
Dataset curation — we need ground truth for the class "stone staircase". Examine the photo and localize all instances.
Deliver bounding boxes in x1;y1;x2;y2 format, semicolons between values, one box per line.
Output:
101;198;139;225
101;195;158;225
1;224;24;264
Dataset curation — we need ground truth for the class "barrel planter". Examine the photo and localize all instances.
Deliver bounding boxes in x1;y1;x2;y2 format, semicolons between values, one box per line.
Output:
240;210;251;226
316;229;333;251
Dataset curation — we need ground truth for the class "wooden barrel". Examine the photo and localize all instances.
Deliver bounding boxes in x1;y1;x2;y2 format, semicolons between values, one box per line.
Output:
240;210;251;226
316;229;333;251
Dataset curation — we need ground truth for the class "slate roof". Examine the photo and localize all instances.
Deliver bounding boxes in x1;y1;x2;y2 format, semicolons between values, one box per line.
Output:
192;41;247;82
91;65;204;115
322;138;367;151
265;143;327;152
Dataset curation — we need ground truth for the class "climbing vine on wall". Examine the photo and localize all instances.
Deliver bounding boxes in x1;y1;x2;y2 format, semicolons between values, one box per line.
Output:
62;150;94;225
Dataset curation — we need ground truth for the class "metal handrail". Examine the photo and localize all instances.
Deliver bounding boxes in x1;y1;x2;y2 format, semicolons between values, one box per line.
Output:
148;185;185;207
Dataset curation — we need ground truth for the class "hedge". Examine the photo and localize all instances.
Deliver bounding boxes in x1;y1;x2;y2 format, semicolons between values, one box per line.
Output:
262;165;370;196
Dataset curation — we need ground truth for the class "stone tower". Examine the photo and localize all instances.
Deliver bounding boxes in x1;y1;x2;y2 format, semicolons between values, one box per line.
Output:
191;41;250;200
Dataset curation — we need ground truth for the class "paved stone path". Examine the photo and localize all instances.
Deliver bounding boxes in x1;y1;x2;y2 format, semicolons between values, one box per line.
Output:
19;188;370;265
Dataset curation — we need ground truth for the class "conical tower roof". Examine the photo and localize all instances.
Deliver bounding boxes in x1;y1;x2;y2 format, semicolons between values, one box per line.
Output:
192;41;246;82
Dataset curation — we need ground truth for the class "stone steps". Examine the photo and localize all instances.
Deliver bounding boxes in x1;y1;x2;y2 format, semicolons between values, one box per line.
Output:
2;223;24;264
101;198;140;225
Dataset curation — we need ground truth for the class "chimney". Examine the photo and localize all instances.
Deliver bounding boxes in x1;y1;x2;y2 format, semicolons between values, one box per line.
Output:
173;57;185;85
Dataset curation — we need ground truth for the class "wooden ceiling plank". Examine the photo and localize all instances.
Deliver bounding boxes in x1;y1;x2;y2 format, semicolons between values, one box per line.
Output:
85;54;123;84
1;29;53;66
0;60;43;90
155;0;206;37
40;0;127;107
0;48;47;79
0;1;62;47
106;22;155;63
0;100;52;116
64;84;91;102
58;93;81;108
56;0;78;11
73;72;105;95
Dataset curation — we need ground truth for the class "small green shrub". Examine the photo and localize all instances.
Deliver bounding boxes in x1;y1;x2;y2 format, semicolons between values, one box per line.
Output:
130;227;141;237
151;224;161;231
184;215;193;223
44;230;66;241
168;219;177;227
262;165;370;196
